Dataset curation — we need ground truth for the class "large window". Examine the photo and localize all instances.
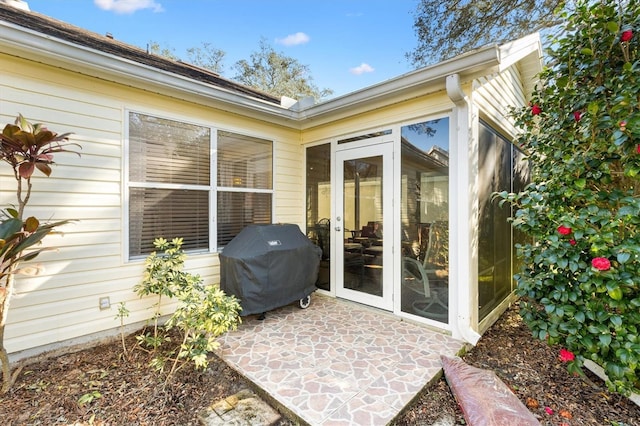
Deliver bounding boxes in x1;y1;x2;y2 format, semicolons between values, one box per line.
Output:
477;120;529;319
400;118;450;323
128;112;272;258
305;143;331;291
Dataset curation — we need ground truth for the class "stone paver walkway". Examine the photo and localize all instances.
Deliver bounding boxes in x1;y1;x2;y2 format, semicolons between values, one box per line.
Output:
215;294;467;425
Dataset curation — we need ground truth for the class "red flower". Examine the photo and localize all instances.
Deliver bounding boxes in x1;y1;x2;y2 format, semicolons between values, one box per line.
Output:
573;111;582;122
636;144;640;154
557;225;572;235
531;104;542;115
569;239;577;246
620;120;627;130
559;348;575;362
621;29;633;42
591;257;611;271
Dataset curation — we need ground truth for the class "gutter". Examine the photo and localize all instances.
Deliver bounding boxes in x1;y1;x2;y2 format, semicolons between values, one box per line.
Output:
446;73;481;345
0;20;299;127
1;18;506;130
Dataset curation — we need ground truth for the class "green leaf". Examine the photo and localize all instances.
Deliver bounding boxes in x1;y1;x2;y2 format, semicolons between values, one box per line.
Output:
599;334;612;346
606;21;619;33
608;287;623;301
617;252;630;264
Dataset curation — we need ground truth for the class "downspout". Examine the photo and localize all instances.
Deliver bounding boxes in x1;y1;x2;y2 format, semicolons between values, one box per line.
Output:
446;73;481;345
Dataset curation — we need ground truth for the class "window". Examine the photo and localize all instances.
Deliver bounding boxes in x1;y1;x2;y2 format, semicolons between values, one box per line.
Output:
127;112;273;258
216;131;273;247
477;120;529;320
400;118;450;323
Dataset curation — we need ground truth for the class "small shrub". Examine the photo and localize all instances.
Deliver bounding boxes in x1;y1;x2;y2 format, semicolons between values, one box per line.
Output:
134;237;241;385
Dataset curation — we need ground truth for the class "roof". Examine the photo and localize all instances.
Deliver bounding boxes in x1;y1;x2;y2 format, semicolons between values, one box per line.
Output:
0;2;280;105
0;2;542;130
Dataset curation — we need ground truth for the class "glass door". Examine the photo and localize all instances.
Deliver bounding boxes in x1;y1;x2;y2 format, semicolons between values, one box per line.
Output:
335;143;393;311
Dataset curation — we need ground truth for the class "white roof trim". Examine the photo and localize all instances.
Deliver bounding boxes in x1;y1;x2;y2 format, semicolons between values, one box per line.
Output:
0;19;542;129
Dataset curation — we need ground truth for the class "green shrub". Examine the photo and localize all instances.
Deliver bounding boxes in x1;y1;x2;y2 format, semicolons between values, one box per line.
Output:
497;0;639;395
134;237;241;385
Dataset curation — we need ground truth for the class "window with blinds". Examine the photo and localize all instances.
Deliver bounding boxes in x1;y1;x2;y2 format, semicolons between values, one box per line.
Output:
127;112;273;258
216;131;273;247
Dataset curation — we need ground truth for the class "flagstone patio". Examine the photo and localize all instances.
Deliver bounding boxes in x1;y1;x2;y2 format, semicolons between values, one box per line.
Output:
215;293;467;425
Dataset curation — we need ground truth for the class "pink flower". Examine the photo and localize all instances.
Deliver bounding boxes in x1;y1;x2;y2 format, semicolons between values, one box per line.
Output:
591;257;611;271
621;29;633;42
569;239;577;246
559;348;575;362
557;225;572;235
531;104;542;115
573;111;582;122
545;406;554;415
620;120;627;131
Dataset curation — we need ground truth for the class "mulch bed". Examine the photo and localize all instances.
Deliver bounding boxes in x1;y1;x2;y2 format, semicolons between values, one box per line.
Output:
1;305;639;425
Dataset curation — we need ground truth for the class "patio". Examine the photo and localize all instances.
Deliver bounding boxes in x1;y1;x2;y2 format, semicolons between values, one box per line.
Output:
215;293;467;425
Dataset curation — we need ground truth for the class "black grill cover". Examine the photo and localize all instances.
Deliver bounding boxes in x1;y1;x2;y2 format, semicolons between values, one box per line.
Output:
219;224;321;315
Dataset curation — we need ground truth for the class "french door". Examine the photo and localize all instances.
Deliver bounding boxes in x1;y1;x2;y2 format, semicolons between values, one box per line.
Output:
335;142;393;310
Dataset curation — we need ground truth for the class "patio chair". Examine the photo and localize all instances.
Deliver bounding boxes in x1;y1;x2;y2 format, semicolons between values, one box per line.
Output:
402;220;448;320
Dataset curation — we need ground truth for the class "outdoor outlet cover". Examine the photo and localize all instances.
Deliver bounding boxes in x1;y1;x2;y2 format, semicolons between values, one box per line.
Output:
99;296;111;310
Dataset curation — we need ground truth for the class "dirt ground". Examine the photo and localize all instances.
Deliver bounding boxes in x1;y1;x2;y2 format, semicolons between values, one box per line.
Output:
1;304;639;425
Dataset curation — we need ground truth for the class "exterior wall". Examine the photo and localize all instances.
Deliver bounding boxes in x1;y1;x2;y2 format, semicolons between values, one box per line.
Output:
472;65;526;135
0;53;301;354
302;92;453;143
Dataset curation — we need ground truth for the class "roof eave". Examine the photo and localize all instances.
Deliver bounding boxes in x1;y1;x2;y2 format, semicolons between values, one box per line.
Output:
297;44;503;129
0;21;300;127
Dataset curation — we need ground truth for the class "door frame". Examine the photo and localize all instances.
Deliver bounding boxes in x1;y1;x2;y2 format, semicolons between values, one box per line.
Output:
333;139;394;311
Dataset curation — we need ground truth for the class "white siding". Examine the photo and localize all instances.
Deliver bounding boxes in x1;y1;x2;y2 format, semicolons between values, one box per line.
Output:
1;53;302;354
472;65;526;135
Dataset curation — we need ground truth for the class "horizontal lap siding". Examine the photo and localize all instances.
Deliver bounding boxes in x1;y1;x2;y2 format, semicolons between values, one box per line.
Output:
473;66;526;135
302;93;453;143
1;54;302;354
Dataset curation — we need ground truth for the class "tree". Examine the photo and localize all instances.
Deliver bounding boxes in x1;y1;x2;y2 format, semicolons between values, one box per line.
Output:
147;41;180;61
407;0;565;66
233;39;333;101
496;0;639;395
186;42;225;75
0;115;79;392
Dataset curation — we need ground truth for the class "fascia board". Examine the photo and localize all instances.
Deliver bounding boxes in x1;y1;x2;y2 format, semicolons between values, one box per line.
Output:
297;45;501;129
0;21;300;127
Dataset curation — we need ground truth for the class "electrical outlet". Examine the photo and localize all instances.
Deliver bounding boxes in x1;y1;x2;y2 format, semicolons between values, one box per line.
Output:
99;296;111;310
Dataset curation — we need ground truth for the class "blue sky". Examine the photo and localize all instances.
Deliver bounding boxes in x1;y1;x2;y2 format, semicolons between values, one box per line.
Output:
25;0;421;99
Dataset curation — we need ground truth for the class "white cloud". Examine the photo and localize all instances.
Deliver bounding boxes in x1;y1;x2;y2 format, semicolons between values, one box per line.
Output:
94;0;164;14
349;63;375;75
275;32;310;46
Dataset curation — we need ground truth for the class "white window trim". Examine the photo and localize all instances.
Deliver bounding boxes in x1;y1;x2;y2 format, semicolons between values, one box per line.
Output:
123;109;275;261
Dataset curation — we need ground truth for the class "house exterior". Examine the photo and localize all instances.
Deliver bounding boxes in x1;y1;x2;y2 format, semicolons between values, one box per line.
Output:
0;2;543;359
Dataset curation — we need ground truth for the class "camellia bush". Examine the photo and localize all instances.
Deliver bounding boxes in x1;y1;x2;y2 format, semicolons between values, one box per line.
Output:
497;0;639;395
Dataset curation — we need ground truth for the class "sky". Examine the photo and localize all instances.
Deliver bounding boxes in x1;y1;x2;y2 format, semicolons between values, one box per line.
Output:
23;0;422;99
